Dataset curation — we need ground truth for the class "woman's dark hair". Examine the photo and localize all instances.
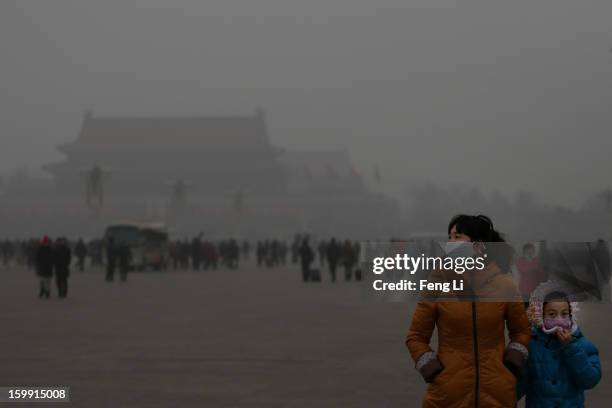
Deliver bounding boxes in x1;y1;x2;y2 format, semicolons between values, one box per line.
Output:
447;214;505;242
447;214;512;271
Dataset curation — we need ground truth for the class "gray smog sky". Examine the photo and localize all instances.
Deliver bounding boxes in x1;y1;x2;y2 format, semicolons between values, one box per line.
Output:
1;0;612;208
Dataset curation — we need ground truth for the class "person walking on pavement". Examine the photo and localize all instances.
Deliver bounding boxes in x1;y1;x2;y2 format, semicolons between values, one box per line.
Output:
53;237;71;298
105;236;117;282
118;243;132;282
342;240;356;281
299;236;314;282
326;238;340;282
74;238;87;272
191;236;202;271
35;236;54;298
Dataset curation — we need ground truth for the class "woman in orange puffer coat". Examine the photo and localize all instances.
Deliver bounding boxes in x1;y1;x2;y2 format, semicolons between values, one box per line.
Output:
406;215;531;408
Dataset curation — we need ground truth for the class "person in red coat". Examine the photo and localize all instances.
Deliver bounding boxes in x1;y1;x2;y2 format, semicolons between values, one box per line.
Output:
515;243;546;301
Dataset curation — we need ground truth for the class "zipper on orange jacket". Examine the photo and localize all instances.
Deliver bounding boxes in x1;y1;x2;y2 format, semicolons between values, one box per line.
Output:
472;302;480;408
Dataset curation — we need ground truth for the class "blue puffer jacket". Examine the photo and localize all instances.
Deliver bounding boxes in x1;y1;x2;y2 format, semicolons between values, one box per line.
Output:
518;327;601;408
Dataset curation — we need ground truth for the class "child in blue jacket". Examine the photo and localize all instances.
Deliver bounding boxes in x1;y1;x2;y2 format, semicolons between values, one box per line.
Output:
518;281;601;407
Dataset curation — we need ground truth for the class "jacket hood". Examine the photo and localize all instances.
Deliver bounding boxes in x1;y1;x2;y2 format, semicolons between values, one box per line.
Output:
527;280;579;334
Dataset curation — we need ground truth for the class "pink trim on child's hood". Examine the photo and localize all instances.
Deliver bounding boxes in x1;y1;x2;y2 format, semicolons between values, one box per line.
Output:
527;280;579;335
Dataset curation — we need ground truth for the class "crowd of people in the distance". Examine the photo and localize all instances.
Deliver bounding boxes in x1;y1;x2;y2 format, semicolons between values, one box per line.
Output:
15;236;73;299
290;234;363;283
4;233;611;303
167;238;244;270
3;232;611;312
0;233;366;299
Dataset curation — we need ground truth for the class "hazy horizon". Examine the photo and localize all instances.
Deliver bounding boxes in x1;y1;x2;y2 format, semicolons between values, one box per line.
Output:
2;0;612;208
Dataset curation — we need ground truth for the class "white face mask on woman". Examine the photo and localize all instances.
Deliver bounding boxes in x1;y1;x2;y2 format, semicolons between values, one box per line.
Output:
444;241;475;259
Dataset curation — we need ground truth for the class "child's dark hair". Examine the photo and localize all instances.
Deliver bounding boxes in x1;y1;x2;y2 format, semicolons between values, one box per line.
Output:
543;291;572;315
544;291;570;305
447;214;513;272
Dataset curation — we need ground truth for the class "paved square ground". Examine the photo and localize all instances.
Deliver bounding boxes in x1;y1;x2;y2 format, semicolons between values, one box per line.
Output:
1;264;610;407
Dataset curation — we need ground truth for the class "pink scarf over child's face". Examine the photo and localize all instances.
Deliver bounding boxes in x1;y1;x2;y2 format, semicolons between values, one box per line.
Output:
543;317;572;331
